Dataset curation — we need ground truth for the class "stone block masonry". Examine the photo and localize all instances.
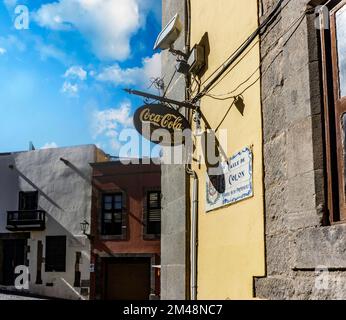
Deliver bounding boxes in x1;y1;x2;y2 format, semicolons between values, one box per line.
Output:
255;0;346;299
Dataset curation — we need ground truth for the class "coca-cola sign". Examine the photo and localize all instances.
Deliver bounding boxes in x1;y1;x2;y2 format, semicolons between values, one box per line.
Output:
133;104;191;146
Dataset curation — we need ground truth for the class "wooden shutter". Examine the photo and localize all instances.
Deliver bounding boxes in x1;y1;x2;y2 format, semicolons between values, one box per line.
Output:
330;1;346;221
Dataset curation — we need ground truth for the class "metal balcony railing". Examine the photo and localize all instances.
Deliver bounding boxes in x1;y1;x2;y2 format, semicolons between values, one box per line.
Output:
6;210;46;231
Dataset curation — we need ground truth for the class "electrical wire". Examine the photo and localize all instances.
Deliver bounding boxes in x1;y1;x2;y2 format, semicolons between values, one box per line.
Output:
202;39;260;98
320;0;334;10
163;68;178;98
193;0;287;95
190;13;304;135
201;6;313;101
164;73;185;97
190;0;304;105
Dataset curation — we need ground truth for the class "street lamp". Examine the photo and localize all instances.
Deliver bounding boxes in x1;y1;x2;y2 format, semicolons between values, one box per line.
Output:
80;220;93;240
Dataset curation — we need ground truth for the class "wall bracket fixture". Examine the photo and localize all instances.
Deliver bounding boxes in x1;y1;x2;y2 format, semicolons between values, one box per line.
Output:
124;88;196;110
80;220;93;241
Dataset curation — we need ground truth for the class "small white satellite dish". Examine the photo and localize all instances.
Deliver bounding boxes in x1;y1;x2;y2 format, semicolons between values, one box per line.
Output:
154;13;182;51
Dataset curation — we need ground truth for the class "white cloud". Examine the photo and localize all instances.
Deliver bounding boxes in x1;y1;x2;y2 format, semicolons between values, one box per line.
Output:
92;102;133;139
64;66;87;81
61;81;79;96
41;142;58;149
3;0;18;9
95;142;103;149
61;66;87;97
34;0;142;61
137;0;161;23
0;35;26;53
92;102;133;151
142;53;162;83
35;41;67;63
96;53;161;88
0;47;6;55
96;64;140;86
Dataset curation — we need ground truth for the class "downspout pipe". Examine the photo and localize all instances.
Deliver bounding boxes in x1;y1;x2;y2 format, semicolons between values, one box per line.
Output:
187;166;198;300
185;0;196;300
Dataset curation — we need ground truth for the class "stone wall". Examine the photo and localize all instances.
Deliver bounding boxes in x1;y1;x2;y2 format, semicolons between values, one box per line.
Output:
160;0;188;300
255;0;346;299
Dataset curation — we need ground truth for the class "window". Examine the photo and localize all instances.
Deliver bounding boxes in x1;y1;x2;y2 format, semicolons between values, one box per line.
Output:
102;193;126;236
19;191;38;211
145;191;161;236
321;0;346;223
45;236;66;272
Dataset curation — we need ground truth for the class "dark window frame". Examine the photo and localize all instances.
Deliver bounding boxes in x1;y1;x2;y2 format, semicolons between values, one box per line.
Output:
320;0;346;223
18;191;38;211
100;192;127;239
45;236;66;273
143;189;161;240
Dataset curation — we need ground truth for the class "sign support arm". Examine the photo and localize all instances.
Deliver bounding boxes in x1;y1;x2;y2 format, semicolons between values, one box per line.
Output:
124;88;196;110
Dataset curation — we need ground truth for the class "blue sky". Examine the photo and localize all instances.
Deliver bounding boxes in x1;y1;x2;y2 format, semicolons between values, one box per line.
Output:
0;0;162;155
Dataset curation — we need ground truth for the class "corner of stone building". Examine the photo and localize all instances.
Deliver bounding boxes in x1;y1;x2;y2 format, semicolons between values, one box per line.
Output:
160;0;188;300
255;0;346;300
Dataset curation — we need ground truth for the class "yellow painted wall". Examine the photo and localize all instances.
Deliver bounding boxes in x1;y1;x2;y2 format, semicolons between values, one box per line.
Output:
190;0;265;299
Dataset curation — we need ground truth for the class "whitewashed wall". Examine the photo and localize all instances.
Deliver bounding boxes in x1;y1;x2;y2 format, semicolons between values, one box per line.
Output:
0;145;100;300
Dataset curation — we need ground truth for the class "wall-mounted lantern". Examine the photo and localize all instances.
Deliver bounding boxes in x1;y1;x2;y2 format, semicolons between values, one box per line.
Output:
80;220;93;240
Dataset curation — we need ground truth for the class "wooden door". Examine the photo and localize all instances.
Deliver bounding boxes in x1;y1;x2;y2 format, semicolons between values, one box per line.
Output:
105;258;151;300
1;239;25;286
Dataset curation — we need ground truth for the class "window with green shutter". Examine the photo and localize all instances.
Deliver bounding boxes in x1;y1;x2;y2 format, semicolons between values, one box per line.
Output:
146;191;161;236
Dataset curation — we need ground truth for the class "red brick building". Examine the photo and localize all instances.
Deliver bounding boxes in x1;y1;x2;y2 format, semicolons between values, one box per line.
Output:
89;160;161;300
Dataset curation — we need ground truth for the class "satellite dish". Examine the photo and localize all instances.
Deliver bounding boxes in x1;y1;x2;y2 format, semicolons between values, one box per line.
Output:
154;13;182;51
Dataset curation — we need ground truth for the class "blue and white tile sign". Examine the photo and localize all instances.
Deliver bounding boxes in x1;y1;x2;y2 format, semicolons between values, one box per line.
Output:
206;147;253;212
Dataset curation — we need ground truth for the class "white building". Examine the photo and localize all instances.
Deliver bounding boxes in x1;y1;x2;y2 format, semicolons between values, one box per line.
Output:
0;145;107;299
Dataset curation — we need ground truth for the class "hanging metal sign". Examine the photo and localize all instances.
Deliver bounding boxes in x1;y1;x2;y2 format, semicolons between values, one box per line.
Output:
133;104;191;146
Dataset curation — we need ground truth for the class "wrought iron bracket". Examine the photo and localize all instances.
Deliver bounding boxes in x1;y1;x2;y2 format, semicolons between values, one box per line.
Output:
124;88;196;110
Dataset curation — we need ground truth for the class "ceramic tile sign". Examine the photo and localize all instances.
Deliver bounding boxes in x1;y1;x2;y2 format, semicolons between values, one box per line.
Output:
206;147;253;212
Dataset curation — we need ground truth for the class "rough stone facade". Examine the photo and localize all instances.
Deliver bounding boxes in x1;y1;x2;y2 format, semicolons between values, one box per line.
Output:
255;0;346;299
160;0;189;300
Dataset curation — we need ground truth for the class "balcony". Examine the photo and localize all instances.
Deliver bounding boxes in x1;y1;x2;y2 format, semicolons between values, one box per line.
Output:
6;210;46;231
